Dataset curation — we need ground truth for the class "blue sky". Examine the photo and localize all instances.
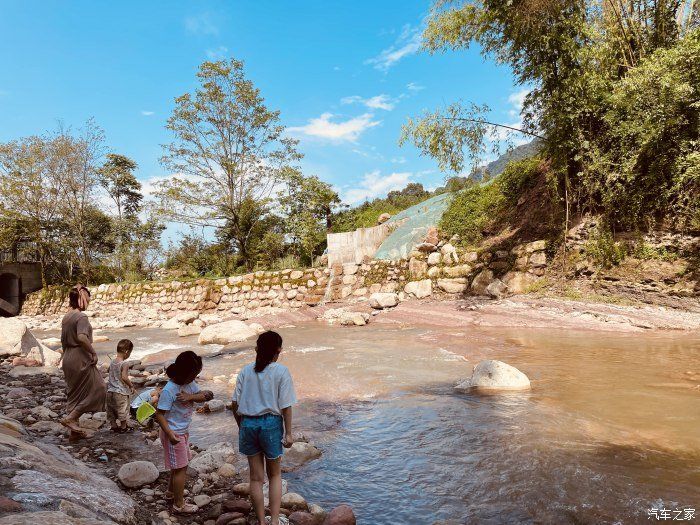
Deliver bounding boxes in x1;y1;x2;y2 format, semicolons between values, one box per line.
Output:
0;0;523;217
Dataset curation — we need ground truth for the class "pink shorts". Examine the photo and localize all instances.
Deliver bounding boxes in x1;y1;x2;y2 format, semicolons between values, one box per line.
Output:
160;429;191;470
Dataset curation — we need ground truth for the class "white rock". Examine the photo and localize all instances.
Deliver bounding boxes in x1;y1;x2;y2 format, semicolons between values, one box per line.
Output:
485;279;508;299
456;360;531;392
339;312;370;326
342;263;359;275
437;278;468;294
0;318;57;365
217;463;236;477
198;320;258;345
404;280;432;299
427;252;441;266
118;461;159;488
189;442;237;474
78;413;104;430
193;494;211;507
282;442;322;470
368;292;399;309
177;325;202;337
31;405;58;420
471;269;495;295
206;399;225;412
0;318;29;357
280;492;308;511
502;271;539;294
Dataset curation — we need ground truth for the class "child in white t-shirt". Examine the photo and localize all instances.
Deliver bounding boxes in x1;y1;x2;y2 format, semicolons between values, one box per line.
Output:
232;331;297;525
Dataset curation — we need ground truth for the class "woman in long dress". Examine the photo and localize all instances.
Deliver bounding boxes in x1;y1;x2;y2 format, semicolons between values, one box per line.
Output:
59;284;106;437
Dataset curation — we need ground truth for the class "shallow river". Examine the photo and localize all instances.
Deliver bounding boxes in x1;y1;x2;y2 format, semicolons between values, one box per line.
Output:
51;321;700;524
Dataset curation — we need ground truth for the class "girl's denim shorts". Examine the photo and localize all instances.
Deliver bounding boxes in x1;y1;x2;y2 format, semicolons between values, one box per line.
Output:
239;413;284;460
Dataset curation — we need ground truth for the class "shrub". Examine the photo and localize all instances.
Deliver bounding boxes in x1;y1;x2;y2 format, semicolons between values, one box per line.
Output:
439;157;545;245
584;226;626;268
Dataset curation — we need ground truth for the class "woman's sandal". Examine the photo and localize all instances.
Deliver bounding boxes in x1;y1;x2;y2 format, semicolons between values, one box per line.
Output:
60;418;86;436
172;502;198;514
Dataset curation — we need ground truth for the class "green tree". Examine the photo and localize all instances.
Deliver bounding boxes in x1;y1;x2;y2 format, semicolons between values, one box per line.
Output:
52;120;110;282
278;169;341;264
99;154;142;219
156;59;301;269
402;0;700;237
0;135;64;285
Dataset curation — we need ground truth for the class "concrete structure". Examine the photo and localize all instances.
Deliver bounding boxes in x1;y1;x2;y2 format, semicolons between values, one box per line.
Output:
326;223;392;266
0;262;43;316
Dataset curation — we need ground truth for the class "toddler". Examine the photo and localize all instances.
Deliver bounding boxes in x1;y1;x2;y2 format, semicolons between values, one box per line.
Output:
106;339;135;432
155;351;213;514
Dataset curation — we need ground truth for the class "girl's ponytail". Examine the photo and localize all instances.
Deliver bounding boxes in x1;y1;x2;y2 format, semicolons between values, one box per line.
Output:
254;331;283;373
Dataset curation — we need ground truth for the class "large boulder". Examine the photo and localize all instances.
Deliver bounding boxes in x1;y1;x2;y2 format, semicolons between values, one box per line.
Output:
0;510;111;525
282;442;322;471
502;271;539;294
368;293;399;309
408;258;428;279
404;280;432;299
117;461;159;488
0;319;58;365
470;269;495;296
485;279;508;299
339;312;369;326
456;360;531;392
189;442;237;474
281;492;308;512
437;278;468;294
7;439;136;522
323;505;356;525
198;320;258;345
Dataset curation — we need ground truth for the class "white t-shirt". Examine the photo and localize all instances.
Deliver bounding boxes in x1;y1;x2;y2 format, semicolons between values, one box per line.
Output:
232;362;297;417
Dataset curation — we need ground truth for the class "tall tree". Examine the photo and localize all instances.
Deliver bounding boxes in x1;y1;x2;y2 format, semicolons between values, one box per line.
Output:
156;59;301;268
98;153;145;278
52;119;108;282
0;136;62;285
99;153;142;220
278;168;341;264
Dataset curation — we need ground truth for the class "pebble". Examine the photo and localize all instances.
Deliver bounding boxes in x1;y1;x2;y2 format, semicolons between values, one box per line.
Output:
193;494;211;507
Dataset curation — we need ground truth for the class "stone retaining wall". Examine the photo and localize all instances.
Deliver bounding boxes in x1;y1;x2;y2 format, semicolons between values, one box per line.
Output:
21;240;549;320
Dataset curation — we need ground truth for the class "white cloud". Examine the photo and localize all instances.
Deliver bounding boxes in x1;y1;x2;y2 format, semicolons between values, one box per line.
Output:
406;82;425;92
391;156;407;164
342;170;413;204
206;46;228;60
141;110;155;116
333;66;341;71
365;24;422;71
288;112;381;142
185;13;219;36
341;94;396;111
507;88;529;117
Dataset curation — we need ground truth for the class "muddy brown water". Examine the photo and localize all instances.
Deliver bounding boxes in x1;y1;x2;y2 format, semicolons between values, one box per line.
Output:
39;322;700;524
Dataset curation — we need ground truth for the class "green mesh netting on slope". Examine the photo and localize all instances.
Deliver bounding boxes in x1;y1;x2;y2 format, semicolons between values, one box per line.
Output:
374;192;454;261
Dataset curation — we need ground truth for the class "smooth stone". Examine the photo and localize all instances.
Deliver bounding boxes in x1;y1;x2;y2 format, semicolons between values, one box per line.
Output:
456;360;531;392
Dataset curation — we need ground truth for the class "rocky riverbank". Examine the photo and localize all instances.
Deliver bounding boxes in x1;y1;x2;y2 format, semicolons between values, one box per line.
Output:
0;362;356;525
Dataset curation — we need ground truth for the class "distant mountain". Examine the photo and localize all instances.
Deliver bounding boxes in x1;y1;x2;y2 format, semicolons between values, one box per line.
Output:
471;139;541;181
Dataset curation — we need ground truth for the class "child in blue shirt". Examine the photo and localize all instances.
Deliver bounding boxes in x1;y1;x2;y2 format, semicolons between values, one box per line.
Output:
155;351;213;514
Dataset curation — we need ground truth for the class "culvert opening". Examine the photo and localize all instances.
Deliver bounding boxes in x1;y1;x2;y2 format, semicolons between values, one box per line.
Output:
0;272;20;317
